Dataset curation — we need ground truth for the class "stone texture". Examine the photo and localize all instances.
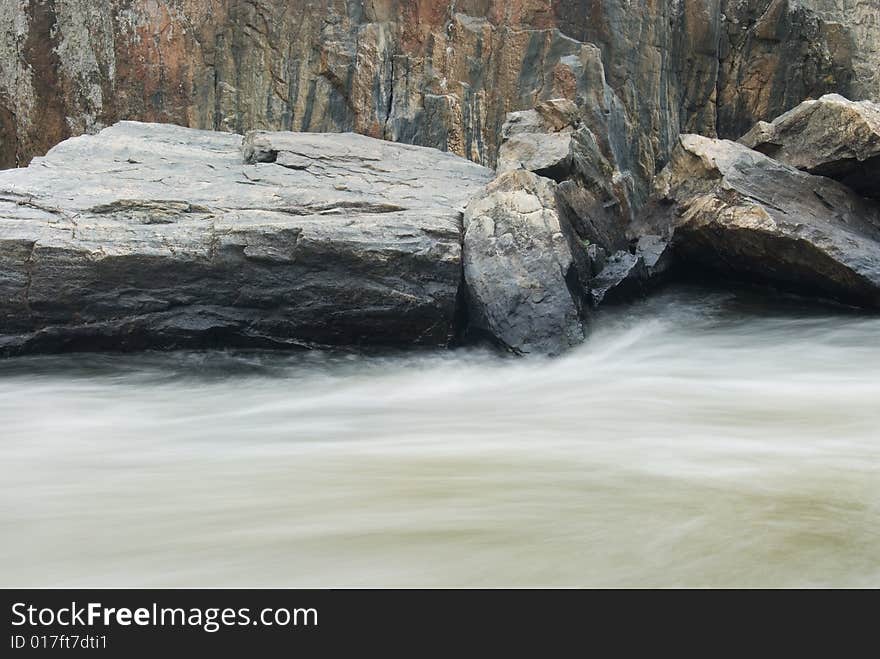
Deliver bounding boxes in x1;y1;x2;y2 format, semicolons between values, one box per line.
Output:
644;134;880;307
497;98;632;253
588;251;647;306
496;99;584;179
713;0;858;140
801;0;880;102
0;121;492;355
635;235;674;279
1;0;869;209
740;94;880;198
462;169;588;355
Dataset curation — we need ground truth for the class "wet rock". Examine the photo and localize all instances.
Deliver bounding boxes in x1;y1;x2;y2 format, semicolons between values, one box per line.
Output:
462;170;588;356
0;121;493;355
740;94;880;199
589;251;648;306
635;235;674;279
644;134;880;307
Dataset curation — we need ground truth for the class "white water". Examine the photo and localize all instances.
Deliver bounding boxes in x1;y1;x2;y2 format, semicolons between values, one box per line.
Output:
1;285;878;587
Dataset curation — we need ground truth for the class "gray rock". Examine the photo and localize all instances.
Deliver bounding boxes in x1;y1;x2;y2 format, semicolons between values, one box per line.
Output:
584;235;672;307
0;121;493;355
635;235;674;279
589;251;648;306
585;244;608;276
496;99;583;180
644;134;880;307
462;169;587;356
498;99;632;254
740;94;880;199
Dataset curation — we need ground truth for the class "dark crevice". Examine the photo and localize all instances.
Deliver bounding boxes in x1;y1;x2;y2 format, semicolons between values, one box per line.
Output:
383;52;395;139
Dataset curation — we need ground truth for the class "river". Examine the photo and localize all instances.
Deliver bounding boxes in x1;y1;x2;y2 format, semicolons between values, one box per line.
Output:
2;285;878;587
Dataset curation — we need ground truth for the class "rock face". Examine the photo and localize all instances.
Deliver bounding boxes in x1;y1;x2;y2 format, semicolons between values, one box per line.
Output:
462;169;587;355
740;94;880;199
644;134;880;307
801;0;880;102
0;121;492;355
1;0;868;207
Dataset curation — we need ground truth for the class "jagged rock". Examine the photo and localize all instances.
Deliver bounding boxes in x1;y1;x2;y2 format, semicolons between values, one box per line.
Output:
497;99;632;254
1;0;865;219
800;0;880;103
643;134;880;307
635;235;674;279
462;170;587;356
495;99;663;309
0;121;493;355
740;94;880;199
589;251;648;306
713;0;857;140
496;99;583;179
584;235;673;306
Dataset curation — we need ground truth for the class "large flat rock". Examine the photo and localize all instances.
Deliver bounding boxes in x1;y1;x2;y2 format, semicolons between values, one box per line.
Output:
644;134;880;307
0;122;492;354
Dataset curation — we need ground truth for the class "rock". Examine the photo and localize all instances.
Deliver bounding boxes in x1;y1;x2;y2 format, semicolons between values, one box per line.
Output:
713;0;857;140
495;99;666;310
740;94;880;199
644;134;880;307
0;121;493;355
800;0;880;103
1;0;865;220
585;244;608;276
462;170;588;356
496;99;583;180
635;235;674;279
583;234;673;307
589;251;648;306
561;136;634;254
498;99;633;254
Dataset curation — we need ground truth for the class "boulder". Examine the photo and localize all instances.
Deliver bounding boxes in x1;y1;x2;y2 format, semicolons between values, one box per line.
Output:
555;136;633;255
0;121;493;355
497;99;632;254
589;251;648;306
497;99;644;311
462;170;588;356
586;236;673;306
740;94;880;199
496;99;584;180
644;134;880;307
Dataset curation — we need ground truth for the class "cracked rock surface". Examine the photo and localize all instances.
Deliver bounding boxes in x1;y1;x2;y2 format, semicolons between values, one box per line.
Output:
462;169;588;356
0;121;492;354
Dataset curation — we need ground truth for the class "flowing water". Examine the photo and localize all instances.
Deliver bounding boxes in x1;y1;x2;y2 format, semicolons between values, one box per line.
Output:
1;285;878;587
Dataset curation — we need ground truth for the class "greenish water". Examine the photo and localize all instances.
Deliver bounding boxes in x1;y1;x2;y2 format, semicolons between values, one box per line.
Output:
1;286;878;587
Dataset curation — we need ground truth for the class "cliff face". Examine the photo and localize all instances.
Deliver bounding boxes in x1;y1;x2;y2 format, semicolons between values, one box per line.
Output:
0;0;871;197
